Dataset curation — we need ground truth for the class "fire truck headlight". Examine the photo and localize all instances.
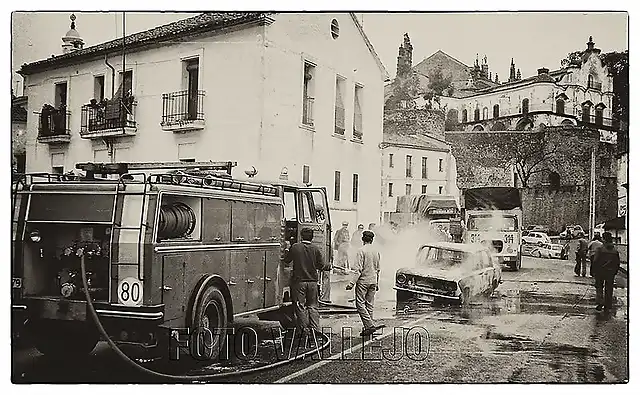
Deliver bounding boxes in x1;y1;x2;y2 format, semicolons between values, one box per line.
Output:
506;245;514;254
29;230;42;243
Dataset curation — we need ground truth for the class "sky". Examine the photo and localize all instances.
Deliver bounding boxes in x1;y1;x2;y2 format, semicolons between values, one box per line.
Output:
11;11;628;94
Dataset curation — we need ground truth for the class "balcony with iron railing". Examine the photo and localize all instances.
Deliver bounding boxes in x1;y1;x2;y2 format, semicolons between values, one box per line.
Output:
353;112;363;141
161;90;205;132
80;97;137;139
37;105;71;144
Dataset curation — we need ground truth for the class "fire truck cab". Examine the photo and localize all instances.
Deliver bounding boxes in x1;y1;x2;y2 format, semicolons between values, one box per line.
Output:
11;161;332;359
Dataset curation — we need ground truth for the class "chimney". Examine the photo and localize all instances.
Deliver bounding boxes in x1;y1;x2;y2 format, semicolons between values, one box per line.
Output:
537;67;549;75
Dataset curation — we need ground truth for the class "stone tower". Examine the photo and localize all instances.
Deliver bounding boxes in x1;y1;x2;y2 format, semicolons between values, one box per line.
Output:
396;33;413;78
61;14;84;54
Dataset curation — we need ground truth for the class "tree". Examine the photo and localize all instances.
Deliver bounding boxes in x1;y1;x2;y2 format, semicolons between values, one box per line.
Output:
509;132;558;188
600;50;629;125
428;68;453;96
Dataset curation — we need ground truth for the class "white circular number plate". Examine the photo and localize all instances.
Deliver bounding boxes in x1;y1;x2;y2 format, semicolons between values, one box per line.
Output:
118;277;143;306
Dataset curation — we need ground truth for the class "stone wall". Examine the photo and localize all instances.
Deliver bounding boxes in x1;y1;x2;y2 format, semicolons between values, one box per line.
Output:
445;126;619;232
384;108;445;139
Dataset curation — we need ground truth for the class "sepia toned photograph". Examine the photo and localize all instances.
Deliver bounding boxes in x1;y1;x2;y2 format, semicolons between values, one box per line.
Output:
9;8;629;384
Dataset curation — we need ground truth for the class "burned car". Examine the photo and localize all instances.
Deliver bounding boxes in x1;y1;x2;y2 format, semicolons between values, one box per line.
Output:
394;242;502;307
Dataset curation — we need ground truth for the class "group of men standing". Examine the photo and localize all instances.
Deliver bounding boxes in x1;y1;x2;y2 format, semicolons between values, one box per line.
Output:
283;221;384;338
333;221;377;272
575;232;621;312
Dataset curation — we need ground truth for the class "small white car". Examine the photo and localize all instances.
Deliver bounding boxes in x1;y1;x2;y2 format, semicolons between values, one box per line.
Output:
522;231;551;246
532;243;569;260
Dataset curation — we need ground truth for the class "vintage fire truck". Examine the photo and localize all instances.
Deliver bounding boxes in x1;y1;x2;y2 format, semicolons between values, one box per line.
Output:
11;161;332;358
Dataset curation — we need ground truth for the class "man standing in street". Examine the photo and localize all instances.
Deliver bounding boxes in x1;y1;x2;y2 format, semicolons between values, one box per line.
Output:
587;234;604;277
346;231;385;337
284;228;329;335
575;234;589;277
351;224;365;248
592;232;620;311
333;221;351;272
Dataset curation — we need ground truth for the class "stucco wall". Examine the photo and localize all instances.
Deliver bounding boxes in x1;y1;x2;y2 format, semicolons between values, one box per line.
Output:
23;13;385;229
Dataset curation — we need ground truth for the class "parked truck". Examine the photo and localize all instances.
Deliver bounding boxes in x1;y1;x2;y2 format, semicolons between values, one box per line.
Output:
461;187;523;271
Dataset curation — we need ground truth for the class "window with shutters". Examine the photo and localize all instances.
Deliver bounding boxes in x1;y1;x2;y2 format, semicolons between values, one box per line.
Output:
353;84;363;140
334;75;346;135
302;62;316;126
421;157;428;179
352;174;359;203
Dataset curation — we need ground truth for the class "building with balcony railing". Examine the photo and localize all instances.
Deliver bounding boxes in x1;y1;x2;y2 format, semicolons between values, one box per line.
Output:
439;37;616;133
36;105;71;144
18;12;388;227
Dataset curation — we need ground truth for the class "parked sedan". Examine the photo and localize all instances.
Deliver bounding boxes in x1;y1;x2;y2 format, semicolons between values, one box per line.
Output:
394;242;502;307
522;231;551;246
531;243;569;260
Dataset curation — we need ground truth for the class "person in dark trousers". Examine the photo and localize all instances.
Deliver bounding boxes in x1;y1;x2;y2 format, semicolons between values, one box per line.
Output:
575;235;589;276
587;234;604;277
284;228;328;335
346;231;385;337
592;232;620;311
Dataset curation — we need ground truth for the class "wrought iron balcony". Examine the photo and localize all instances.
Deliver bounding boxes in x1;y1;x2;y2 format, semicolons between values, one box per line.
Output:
37;107;71;144
80;98;137;139
161;90;205;132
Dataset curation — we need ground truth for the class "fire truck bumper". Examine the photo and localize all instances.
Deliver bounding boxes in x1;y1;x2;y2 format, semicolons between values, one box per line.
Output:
17;297;165;323
497;255;517;264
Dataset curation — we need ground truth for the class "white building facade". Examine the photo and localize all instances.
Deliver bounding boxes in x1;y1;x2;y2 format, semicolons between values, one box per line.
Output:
440;37;615;133
19;12;388;228
380;134;458;214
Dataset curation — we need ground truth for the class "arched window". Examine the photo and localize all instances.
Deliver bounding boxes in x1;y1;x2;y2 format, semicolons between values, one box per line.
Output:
522;98;529;114
461;109;468;123
595;107;603;126
582;104;591;123
472;124;484;131
482;107;488;120
493;104;499;119
474;108;480;121
555;99;565;115
549;171;560;190
587;74;593;89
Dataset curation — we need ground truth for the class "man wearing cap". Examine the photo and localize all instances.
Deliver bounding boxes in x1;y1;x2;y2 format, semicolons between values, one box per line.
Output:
346;231;385;337
333;221;351;272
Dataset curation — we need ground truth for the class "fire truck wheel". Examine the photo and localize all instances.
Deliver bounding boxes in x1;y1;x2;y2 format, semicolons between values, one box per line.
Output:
192;286;228;360
30;321;99;358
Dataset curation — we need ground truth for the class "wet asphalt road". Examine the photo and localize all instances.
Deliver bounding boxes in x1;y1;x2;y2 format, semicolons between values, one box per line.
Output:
12;255;628;383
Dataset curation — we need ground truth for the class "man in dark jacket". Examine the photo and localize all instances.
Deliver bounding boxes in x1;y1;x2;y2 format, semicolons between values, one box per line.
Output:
575;235;589;276
592;232;620;311
284;228;328;333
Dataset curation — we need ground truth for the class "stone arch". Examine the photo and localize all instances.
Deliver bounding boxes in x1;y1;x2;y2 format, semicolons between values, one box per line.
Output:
561;119;575;126
522;98;529;114
461;109;468;123
515;117;534;131
555;99;565;114
491;121;506;131
474;108;480;122
482;107;488;120
493;104;500;119
472;124;485;131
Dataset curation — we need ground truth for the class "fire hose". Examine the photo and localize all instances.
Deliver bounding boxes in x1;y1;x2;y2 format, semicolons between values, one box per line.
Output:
79;253;354;382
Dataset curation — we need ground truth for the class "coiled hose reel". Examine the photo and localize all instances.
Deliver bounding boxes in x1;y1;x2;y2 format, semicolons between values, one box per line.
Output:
158;202;196;240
